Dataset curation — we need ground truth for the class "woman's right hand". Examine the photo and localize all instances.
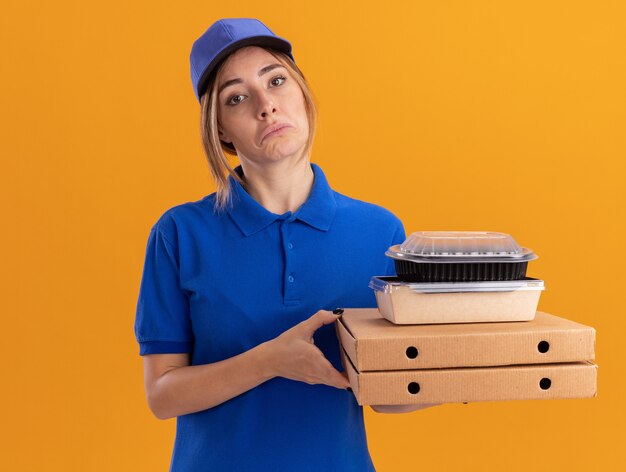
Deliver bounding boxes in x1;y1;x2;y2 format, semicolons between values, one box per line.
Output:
262;310;351;390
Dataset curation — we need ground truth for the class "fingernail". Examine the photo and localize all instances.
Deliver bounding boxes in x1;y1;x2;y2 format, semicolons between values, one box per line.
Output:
333;308;344;315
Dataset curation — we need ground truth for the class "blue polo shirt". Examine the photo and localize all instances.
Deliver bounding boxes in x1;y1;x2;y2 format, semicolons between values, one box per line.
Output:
135;163;405;472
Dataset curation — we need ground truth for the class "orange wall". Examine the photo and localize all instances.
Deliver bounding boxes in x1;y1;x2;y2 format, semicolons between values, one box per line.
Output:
2;1;625;470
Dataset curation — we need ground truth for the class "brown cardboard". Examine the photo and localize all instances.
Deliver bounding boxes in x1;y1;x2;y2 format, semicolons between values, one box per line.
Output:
340;346;598;405
336;309;595;371
373;282;542;324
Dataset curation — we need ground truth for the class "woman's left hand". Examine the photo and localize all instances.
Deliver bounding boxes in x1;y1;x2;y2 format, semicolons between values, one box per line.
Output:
370;403;441;414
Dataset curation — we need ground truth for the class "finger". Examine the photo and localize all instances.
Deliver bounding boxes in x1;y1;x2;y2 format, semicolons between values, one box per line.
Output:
317;356;351;389
329;368;351;390
372;403;441;413
300;349;351;390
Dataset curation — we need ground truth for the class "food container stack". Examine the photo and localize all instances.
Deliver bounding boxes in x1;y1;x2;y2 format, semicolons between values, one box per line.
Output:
337;231;598;406
377;231;543;324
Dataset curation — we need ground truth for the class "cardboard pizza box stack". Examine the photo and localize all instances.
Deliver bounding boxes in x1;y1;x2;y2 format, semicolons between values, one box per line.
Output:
337;232;598;406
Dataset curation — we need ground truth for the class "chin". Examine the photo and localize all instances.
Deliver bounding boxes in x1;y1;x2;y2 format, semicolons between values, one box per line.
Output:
261;140;308;162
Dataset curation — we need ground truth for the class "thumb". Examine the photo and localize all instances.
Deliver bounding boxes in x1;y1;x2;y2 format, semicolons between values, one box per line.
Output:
301;310;342;336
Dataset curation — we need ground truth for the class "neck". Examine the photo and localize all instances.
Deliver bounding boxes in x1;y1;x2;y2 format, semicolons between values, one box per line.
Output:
238;156;315;215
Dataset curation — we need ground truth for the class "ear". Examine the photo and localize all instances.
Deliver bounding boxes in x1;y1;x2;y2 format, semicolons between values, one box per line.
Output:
217;125;232;144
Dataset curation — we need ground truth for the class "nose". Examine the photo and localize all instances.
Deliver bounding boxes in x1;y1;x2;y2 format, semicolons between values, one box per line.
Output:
257;92;277;119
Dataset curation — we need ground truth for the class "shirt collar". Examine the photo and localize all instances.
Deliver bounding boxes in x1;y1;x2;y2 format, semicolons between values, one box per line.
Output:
227;163;337;237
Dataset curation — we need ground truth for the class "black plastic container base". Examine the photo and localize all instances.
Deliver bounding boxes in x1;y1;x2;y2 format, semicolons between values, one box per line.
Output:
394;260;529;282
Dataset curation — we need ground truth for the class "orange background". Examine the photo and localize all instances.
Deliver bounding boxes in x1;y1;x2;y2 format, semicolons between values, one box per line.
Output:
2;1;625;470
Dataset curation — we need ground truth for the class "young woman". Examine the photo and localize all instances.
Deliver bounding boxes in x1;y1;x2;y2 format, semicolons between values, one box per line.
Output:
135;18;436;472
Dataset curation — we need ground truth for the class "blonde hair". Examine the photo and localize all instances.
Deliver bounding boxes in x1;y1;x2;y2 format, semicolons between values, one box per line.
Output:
199;47;318;210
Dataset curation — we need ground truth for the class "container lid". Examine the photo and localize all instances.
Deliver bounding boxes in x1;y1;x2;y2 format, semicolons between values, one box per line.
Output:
369;276;545;294
386;231;537;263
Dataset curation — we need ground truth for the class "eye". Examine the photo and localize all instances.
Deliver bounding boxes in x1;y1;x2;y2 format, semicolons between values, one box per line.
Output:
226;94;245;106
270;75;286;87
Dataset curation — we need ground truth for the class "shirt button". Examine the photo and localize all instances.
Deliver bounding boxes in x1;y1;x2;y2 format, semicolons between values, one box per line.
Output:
288;242;294;249
288;275;295;283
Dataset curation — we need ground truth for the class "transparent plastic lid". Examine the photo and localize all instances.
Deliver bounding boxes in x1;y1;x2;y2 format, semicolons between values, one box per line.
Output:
386;231;537;262
369;276;545;294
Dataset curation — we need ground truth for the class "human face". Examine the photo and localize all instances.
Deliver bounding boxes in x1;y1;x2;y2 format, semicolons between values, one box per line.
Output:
216;46;309;165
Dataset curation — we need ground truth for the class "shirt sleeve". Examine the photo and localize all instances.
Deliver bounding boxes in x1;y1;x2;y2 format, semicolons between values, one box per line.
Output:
384;219;406;277
134;225;193;356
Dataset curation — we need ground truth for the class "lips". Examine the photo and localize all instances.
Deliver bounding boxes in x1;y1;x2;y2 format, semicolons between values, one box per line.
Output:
260;123;292;144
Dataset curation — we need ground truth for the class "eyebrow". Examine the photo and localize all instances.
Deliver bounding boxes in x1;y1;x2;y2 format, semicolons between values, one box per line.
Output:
218;63;286;95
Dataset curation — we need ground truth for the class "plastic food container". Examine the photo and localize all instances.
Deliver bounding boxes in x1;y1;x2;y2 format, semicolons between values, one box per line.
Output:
386;231;538;282
369;276;545;324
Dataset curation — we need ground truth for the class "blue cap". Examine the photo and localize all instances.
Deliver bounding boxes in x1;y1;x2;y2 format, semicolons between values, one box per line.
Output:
190;18;294;103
